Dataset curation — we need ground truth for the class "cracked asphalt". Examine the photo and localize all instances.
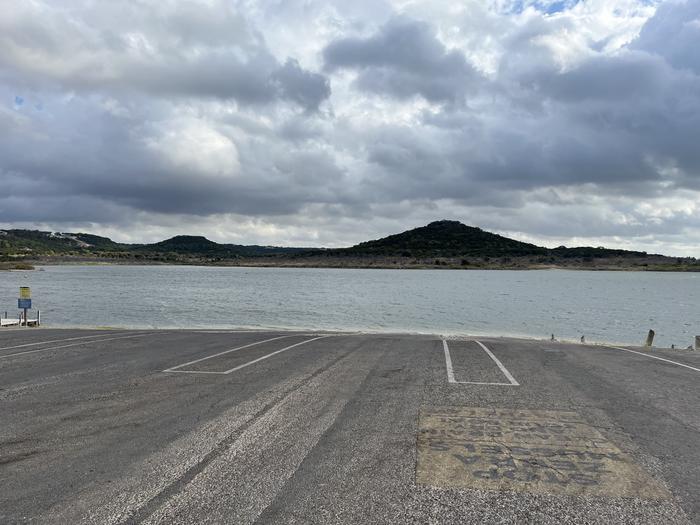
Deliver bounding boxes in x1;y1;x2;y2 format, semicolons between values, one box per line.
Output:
1;328;699;524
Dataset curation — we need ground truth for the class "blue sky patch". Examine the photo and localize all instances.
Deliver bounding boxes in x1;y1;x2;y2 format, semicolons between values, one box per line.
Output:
507;0;581;15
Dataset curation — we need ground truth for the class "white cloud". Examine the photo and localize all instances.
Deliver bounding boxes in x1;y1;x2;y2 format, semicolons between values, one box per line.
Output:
0;0;699;257
145;118;241;178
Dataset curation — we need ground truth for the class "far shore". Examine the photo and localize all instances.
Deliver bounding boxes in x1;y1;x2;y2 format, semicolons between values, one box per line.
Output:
13;255;700;272
0;262;35;271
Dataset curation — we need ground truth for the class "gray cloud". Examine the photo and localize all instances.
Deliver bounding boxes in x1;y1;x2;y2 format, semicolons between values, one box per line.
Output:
0;1;329;110
323;17;481;103
633;0;700;74
272;59;331;111
1;0;699;256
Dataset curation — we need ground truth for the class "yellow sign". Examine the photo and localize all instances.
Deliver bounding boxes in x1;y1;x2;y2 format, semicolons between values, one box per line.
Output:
19;287;31;299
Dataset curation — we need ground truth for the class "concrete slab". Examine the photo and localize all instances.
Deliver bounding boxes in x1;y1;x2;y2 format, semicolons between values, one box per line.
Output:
0;330;698;524
417;407;669;499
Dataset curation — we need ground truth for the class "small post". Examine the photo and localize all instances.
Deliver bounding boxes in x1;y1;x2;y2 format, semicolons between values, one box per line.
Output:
580;335;585;344
550;334;555;341
695;336;700;351
645;329;655;348
37;310;41;326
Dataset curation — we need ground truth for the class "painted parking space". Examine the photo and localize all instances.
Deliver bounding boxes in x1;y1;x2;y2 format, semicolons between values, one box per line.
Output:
0;331;156;360
443;339;519;386
163;335;333;374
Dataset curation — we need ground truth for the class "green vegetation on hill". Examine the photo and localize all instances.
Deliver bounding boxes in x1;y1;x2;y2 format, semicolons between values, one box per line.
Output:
140;235;305;258
550;245;647;259
0;230;92;254
148;235;221;253
73;233;125;251
0;221;697;270
0;229;308;262
338;220;548;257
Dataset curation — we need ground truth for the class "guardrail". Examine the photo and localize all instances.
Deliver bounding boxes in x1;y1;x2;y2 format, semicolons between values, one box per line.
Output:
1;310;40;327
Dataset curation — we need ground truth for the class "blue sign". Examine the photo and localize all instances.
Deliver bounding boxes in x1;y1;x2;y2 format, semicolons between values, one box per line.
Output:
18;298;32;309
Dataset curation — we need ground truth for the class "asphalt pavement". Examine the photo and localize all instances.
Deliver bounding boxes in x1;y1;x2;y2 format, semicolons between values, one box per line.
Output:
1;328;699;524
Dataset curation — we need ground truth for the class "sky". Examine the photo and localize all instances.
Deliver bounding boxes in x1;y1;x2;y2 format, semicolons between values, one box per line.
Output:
1;0;699;255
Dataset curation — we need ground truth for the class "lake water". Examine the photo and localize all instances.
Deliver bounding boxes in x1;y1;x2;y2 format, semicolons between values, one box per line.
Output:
1;265;698;347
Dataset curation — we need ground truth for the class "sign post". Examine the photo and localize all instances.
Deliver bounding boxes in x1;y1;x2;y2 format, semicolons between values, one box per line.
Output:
18;287;31;327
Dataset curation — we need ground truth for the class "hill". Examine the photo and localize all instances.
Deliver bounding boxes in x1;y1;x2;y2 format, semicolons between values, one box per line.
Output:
0;230;307;261
0;230;111;254
148;235;221;253
330;220;653;260
1;221;697;271
138;235;306;258
338;220;548;257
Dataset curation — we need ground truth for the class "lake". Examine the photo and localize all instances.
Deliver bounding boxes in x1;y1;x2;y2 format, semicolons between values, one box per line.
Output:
1;265;697;347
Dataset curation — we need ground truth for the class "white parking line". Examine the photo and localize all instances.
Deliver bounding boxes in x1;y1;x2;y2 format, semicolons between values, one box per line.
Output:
606;346;700;373
475;340;520;386
0;332;155;360
443;340;456;383
163;335;296;372
165;335;332;375
0;332;125;351
187;331;277;334
222;336;332;374
442;339;519;386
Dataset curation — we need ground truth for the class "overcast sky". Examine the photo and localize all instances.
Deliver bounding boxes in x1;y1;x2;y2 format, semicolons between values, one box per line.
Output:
1;0;699;255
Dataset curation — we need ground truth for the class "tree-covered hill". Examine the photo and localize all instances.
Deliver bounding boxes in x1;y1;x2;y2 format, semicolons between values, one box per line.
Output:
0;230;307;259
0;221;689;269
337;220;548;257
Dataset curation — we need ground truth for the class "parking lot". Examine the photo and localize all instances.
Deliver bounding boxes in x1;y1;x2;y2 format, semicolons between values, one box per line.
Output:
1;328;699;524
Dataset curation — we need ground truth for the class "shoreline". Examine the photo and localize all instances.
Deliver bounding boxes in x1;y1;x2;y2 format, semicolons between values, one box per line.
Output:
17;257;700;272
6;323;694;351
0;262;35;271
